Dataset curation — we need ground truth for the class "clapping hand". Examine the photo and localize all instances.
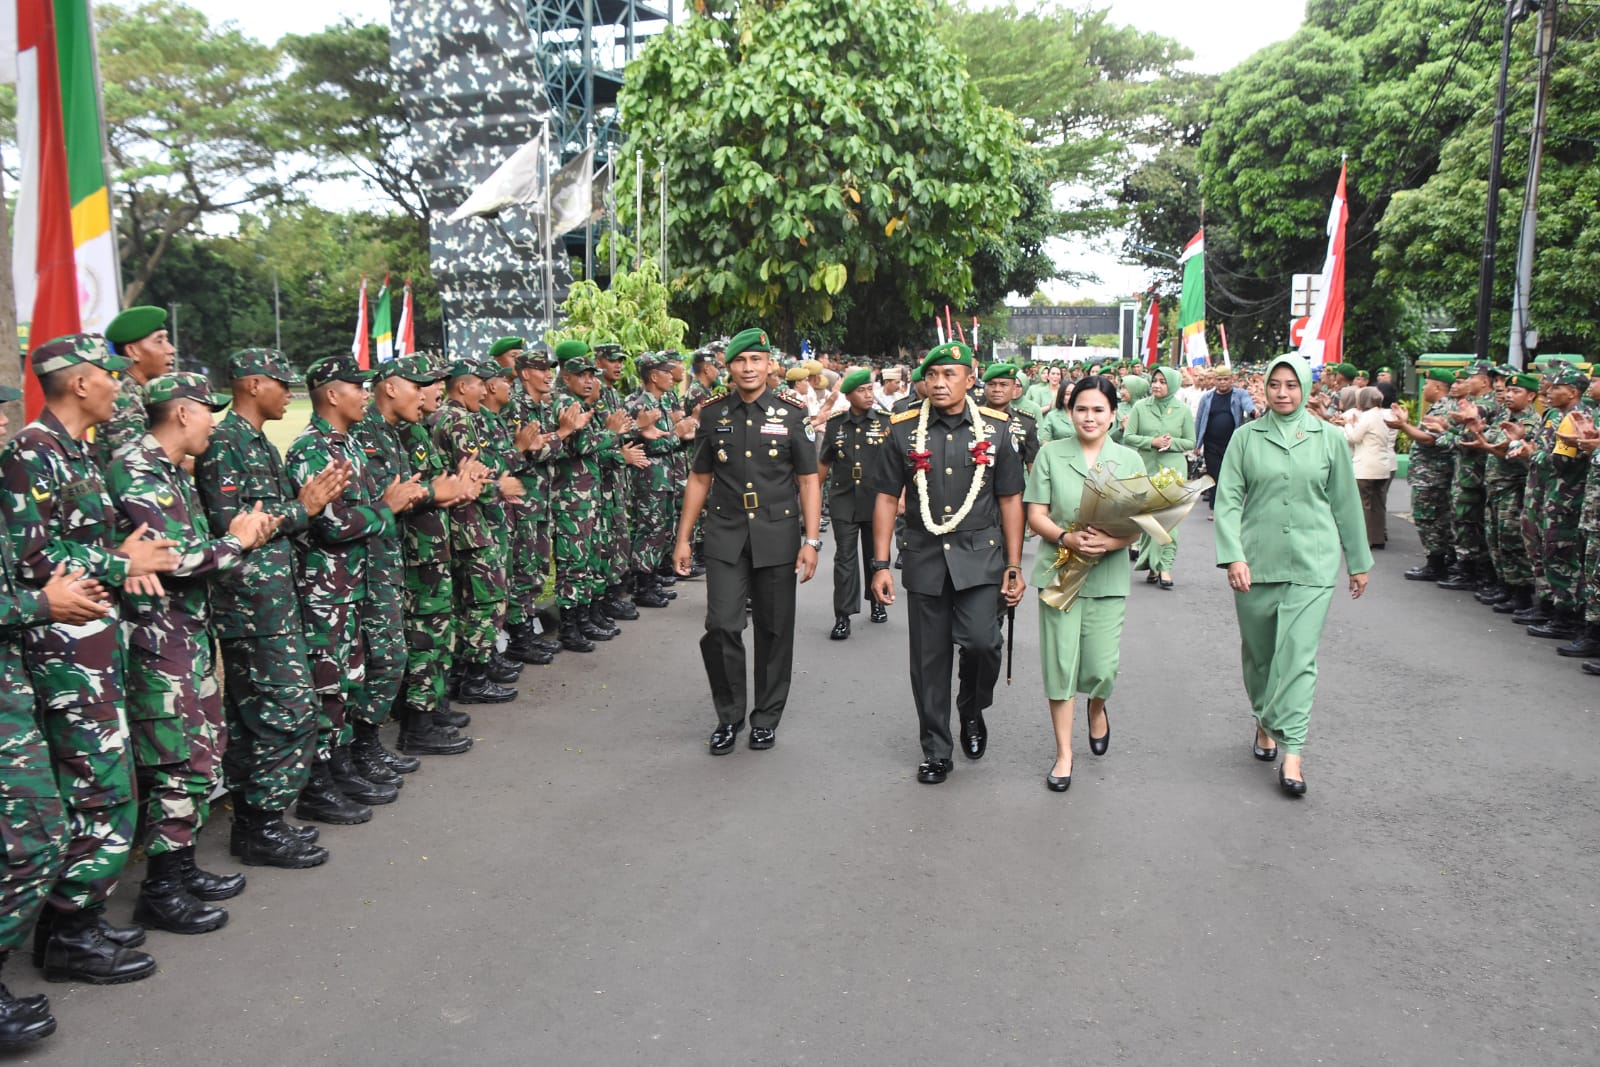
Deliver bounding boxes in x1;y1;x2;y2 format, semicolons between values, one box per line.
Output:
227;501;280;550
42;562;110;623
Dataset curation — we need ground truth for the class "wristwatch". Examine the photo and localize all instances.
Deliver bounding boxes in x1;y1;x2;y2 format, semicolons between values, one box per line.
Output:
869;559;892;572
803;538;824;550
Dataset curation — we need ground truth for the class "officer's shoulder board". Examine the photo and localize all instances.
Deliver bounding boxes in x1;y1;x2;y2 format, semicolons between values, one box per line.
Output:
890;409;919;425
1009;408;1037;424
827;408;849;421
979;406;1010;421
778;388;807;409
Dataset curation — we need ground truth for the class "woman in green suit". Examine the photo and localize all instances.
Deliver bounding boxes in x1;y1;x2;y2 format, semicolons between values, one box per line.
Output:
1215;354;1372;797
1109;375;1148;445
1120;366;1196;588
1024;377;1144;792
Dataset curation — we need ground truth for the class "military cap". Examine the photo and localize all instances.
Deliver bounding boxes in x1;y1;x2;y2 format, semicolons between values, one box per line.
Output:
1468;360;1496;377
305;355;377;391
725;328;771;362
226;347;295;384
554;338;592;369
783;365;810;382
1422;368;1455;384
910;365;925;383
1508;372;1542;392
839;368;873;394
105;306;167;345
144;371;230;410
917;341;975;376
1374;365;1393;375
802;359;824;376
983;362;1021;383
1546;365;1588;388
376;355;440;384
487;336;524;361
881;367;903;381
0;385;20;404
514;348;551;370
1453;368;1473;381
592;341;625;360
32;333;132;375
1489;363;1515;379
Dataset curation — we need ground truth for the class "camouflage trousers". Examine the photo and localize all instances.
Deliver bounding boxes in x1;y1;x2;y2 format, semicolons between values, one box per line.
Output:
35;700;135;913
1449;474;1488;565
126;636;225;857
1526;494;1583;611
451;546;506;666
354;588;406;731
303;600;364;762
403;612;454;714
1486;487;1532;588
630;487;678;575
505;504;548;628
553;495;605;608
219;633;317;812
0;792;65;953
599;482;629;592
1409;467;1455;557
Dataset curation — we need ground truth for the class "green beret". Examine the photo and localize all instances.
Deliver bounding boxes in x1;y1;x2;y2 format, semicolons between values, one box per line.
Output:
1374;366;1393;375
376;355;440;384
1423;368;1456;384
917;342;975;377
105;306;167;346
1453;368;1473;381
1509;372;1542;391
983;362;1020;383
553;339;591;364
725;327;771;362
144;371;230;410
226;348;296;384
910;365;924;383
32;334;131;376
487;336;524;361
839;368;872;394
305;355;376;391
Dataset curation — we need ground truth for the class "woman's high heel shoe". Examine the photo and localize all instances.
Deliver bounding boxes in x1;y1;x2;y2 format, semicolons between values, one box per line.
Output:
1252;739;1277;762
1088;705;1110;756
1278;763;1306;797
1045;770;1071;792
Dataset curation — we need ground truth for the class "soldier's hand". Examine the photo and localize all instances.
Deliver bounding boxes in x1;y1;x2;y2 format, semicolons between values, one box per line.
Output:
637;420;667;441
1002;566;1026;607
795;542;818;583
621;443;649;469
672;539;693;577
514;421;542;452
382;474;427;513
458;456;491;484
124;573;166;598
497;475;526;500
871;569;896;606
429;473;463;506
227;502;274;550
299;460;351;516
42;563;111;624
604;410;633;433
120;524;180;576
674;418;697;440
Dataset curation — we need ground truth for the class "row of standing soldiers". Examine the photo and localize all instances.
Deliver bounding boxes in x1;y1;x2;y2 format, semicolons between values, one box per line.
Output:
1398;359;1600;672
0;305;714;1050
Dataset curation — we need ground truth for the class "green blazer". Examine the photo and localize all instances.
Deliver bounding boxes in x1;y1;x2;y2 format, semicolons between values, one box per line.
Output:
1213;414;1374;586
1023;435;1145;596
1120;397;1197;477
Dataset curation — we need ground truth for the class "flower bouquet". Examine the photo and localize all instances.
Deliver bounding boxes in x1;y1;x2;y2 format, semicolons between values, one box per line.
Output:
1039;462;1214;612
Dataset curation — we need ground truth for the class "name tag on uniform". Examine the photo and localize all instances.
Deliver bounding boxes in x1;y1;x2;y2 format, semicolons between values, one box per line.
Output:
714;426;733;434
760;423;788;436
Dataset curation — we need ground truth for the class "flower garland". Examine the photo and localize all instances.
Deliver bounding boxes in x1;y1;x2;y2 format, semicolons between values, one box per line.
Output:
911;395;989;536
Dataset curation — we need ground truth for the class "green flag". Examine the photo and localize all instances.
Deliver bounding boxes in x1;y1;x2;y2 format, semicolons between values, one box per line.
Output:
1177;230;1208;365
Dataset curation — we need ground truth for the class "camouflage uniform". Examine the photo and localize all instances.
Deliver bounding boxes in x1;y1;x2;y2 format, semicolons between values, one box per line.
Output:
89;377;148;471
0;409;135;914
1409;396;1457;559
285;414;394;759
550;380;617;610
594;379;632;599
625;385;687;577
397;417;456;715
1443;392;1499;571
195;408;319;813
431;398;504;665
1524;406;1586;612
108;433;242;857
348;405;413;732
1484;406;1541;591
500;380;549;627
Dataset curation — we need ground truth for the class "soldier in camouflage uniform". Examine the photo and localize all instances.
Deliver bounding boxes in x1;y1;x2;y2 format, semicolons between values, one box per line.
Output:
432;363;519;702
1394;368;1458;581
592;343;642;621
0;381;112;1049
1436;364;1500;590
625;353;695;609
286;355;425;820
195;349;344;860
502;345;572;659
1471;371;1542;614
1;335;180;985
680;350;725;577
90;306;175;470
108;373;278;935
1517;365;1588;637
394;358;479;752
478;361;547;673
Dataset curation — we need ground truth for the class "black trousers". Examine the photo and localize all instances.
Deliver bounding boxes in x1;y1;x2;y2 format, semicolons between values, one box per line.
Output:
956;588;1005;723
831;516;873;618
700;543;798;731
906;574;1003;761
1203;437;1231;508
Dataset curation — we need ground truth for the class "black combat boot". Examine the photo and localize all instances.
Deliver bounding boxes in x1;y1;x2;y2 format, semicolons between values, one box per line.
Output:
175;845;246;902
0;951;54;1050
133;850;228;935
446;661;464;699
505;622;555;664
655;564;678;587
1474;582;1510;605
1493;585;1535;614
634;572;671;609
487;651;523;684
559;610;595;653
230;803;329;868
1556;620;1600;657
397;705;473;755
349;723;404;788
39;907;156;985
1436;558;1479;590
601;588;640;621
1528;605;1578;639
295;761;373;825
456;663;516;704
579;604;617;641
1404;552;1449;581
1513;597;1553;624
526;621;563;654
30;908;142;969
435;701;471;729
329;746;398;805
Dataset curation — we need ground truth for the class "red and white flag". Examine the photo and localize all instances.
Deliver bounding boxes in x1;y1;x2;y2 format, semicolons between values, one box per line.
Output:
1297;163;1348;369
1140;292;1159;367
351;275;369;368
395;279;415;359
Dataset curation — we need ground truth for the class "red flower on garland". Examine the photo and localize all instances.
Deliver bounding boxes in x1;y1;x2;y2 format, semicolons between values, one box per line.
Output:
908;449;933;472
970;440;993;466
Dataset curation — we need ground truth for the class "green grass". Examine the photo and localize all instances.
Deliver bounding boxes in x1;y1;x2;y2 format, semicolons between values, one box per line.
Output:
262;398;313;455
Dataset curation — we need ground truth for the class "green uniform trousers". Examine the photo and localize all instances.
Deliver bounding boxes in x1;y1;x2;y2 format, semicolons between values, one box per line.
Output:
127;639;225;857
304;601;363;761
354;588;406;731
1232;582;1333;756
0;795;66;953
219;634;317;812
450;547;506;666
1037;594;1125;701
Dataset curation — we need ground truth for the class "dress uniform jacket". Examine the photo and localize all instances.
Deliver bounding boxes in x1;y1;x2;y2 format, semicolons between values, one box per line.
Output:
691;388;818;568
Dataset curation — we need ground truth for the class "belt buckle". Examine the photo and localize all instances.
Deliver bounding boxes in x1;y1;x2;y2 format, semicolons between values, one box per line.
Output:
742;491;760;509
851;464;863;481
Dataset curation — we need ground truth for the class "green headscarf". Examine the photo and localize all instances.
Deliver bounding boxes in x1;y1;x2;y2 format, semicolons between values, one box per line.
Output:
1263;353;1312;447
1122;375;1150;402
1149;365;1182;413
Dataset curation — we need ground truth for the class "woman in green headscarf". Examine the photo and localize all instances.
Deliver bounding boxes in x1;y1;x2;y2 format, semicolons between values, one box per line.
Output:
1120;367;1195;587
1110;375;1149;446
1215;355;1372;797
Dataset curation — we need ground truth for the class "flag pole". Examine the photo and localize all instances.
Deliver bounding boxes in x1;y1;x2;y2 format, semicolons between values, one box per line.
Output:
634;150;643;271
543;123;555;334
584;124;595;283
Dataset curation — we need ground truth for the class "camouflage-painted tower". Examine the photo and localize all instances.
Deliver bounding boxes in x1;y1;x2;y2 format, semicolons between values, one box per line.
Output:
391;0;568;356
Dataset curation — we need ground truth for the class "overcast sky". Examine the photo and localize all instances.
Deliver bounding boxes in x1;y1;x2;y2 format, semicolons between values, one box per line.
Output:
189;0;1306;302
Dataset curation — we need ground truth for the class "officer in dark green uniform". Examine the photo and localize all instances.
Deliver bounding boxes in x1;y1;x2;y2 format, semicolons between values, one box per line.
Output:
819;367;891;640
673;327;822;754
868;342;1027;784
979;363;1040;466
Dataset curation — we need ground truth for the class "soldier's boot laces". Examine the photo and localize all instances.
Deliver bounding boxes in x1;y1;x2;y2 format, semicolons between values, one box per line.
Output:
295;761;373;826
1493;585;1535;615
602;591;640;621
39;907;156;985
634;572;671;609
435;702;472;729
1513;597;1552;624
231;803;329;869
1556;620;1600;658
1404;552;1449;582
0;952;55;1050
398;707;474;756
1436;559;1480;591
581;604;619;640
456;664;517;704
133;850;228;935
176;845;246;902
487;652;523;683
506;624;555;664
559;611;595;653
349;725;406;787
30;910;142;968
329;747;399;805
1528;605;1579;639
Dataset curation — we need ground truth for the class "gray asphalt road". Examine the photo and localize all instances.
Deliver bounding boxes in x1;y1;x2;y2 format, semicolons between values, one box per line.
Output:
13;483;1598;1066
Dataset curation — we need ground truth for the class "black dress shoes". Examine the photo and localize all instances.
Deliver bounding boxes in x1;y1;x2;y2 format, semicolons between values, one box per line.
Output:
1252;741;1278;762
748;727;776;750
959;715;987;760
1158;577;1174;590
829;616;851;640
1088;705;1110;756
709;724;740;755
916;758;953;784
1045;771;1071;792
1278;764;1307;797
870;602;888;624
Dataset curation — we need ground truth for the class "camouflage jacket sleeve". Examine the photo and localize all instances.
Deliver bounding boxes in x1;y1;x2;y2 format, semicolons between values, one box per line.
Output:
287;432;393;547
0;431;130;588
194;419;312;542
0;558;49;633
90;380;148;470
109;445;243;583
532;400;566;462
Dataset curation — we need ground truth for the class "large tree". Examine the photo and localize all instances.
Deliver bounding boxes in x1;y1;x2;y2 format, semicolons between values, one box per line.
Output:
616;0;1027;354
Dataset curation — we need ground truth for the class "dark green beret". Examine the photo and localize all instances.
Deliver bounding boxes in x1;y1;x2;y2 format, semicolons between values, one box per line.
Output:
1509;372;1542;391
983;362;1020;383
839;368;872;394
1423;368;1456;384
144;371;230;410
487;337;524;361
553;339;591;365
105;306;167;345
725;327;771;362
1374;366;1393;375
918;342;974;377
